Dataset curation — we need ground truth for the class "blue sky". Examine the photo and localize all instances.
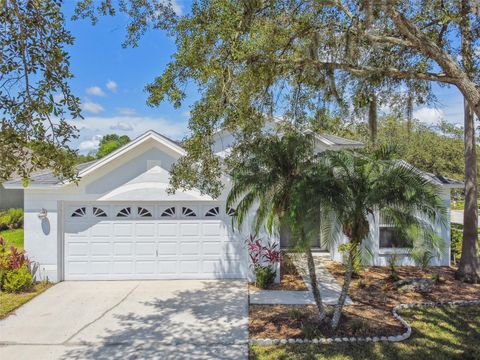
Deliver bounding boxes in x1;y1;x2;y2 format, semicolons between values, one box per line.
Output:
63;2;465;154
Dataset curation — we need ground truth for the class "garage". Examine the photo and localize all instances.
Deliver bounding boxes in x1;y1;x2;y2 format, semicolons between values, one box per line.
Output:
63;202;244;280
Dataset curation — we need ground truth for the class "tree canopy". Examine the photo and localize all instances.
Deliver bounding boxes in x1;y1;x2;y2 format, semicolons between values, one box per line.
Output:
95;134;131;159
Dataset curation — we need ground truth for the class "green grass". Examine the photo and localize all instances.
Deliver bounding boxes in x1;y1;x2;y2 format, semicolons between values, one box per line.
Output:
0;282;51;319
250;305;480;360
0;228;24;250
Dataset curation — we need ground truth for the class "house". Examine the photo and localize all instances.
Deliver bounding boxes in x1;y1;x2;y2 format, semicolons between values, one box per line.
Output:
2;128;461;282
0;183;23;210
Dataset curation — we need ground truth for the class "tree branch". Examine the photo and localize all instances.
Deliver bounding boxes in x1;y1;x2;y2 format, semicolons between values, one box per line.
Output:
270;57;458;84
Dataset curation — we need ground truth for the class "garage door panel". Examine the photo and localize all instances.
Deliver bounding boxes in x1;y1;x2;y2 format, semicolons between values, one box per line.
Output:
180;260;199;273
202;223;227;236
90;242;111;255
157;223;177;236
135;261;156;274
135;223;156;237
180;223;200;236
90;223;112;237
135;242;156;255
113;261;134;274
113;223;134;236
67;242;89;256
64;202;245;280
157;242;177;255
113;242;134;255
91;261;110;274
180;242;199;255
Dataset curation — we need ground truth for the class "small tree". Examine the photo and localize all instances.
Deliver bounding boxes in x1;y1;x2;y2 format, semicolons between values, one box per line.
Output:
309;149;446;329
227;127;327;321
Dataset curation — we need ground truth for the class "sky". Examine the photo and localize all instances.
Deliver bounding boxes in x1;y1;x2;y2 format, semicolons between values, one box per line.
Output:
62;1;466;154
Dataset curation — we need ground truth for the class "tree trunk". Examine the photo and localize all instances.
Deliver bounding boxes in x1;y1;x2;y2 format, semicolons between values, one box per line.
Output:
455;0;480;283
331;248;354;330
305;246;327;322
406;95;413;135
368;94;377;144
456;99;480;283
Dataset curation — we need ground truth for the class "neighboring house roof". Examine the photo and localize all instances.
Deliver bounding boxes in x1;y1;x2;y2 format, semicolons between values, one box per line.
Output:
310;132;363;149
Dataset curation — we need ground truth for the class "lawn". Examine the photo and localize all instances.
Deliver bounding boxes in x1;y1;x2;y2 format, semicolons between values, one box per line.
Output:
0;282;51;319
250;305;480;360
0;228;24;250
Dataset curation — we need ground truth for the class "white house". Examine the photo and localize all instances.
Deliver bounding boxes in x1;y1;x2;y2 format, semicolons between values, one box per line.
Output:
3;128;461;282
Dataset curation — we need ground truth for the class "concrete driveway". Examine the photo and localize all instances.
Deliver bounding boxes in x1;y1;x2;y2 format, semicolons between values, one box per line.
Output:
0;280;248;360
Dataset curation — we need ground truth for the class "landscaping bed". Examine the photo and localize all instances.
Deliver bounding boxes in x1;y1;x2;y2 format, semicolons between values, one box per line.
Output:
249;253;307;291
250;305;480;359
250;261;480;339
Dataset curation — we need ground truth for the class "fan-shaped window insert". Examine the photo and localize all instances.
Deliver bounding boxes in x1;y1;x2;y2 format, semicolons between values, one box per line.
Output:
93;207;107;217
227;208;236;216
138;207;152;217
116;207;131;217
182;207;197;217
161;207;176;217
205;206;220;217
71;207;86;218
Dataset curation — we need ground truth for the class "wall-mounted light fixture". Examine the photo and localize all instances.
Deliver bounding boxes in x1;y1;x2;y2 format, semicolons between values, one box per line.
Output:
38;208;48;219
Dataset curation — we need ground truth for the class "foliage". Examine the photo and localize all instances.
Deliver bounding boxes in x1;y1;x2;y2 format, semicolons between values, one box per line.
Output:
254;266;276;289
450;224;480;264
0;229;24;251
387;252;400;282
1;0;81;183
0;237;33;292
95;134;131;159
2;266;33;293
71;0;480;196
346;318;370;336
0;209;24;231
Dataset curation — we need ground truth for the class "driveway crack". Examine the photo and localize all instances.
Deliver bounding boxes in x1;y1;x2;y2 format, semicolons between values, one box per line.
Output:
62;283;140;345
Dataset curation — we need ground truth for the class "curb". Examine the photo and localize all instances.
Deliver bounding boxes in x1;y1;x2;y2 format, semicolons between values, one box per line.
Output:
250;299;480;345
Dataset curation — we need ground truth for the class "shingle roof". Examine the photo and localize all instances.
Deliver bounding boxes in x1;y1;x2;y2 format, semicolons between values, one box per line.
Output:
318;134;364;147
4;160;100;186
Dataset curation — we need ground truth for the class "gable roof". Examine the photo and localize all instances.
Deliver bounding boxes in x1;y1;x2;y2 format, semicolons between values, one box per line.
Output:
3;131;185;189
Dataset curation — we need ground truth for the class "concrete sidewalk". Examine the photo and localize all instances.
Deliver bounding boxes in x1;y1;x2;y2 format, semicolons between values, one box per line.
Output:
250;253;352;305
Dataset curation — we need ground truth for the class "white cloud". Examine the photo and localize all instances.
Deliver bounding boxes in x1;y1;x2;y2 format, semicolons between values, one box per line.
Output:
117;107;136;116
170;0;183;15
413;107;444;125
86;86;106;97
70;115;188;153
79;134;102;151
110;121;134;131
106;80;118;92
82;101;104;114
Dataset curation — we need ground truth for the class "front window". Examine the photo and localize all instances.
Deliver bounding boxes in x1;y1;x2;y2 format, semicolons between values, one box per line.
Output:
378;211;412;249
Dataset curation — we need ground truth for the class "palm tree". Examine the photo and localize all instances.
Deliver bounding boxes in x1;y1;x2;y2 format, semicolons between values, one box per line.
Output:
227;129;327;321
306;148;446;329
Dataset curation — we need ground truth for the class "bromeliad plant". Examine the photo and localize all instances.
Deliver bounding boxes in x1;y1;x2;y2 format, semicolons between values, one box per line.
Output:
246;234;282;289
0;237;36;293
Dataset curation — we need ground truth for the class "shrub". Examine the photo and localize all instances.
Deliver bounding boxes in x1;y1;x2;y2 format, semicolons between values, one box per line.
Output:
347;318;370;336
2;266;33;293
288;308;305;321
0;238;32;290
387;252;400;282
301;323;321;339
254;265;276;289
0;208;24;231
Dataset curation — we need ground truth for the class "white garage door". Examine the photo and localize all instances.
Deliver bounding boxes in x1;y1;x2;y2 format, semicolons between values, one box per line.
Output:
63;203;245;280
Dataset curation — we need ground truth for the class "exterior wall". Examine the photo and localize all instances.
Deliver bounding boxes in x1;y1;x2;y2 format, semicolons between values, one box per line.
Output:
330;188;452;267
0;185;23;210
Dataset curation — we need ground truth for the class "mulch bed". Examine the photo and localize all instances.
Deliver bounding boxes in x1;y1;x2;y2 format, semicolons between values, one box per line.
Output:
250;262;480;339
249;253;307;291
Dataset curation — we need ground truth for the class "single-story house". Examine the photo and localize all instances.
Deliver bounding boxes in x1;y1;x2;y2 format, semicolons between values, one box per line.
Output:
3;128;462;282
